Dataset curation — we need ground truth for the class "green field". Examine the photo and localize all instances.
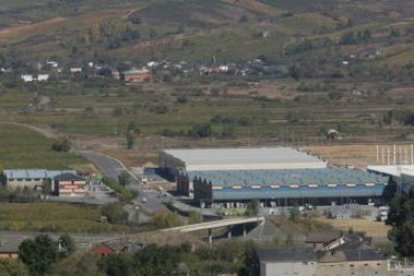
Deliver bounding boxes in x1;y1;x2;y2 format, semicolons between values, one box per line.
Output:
0;202;134;233
0;124;86;170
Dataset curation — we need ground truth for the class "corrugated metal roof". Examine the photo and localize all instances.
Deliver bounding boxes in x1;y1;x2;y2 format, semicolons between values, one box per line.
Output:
4;169;47;179
47;170;77;179
54;173;84;181
189;168;388;187
163;147;326;168
4;169;77;179
367;165;414;177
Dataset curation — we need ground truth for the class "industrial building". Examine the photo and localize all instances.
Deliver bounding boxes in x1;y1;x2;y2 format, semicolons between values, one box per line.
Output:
2;169;77;190
160;147;327;195
191;168;389;207
367;165;414;194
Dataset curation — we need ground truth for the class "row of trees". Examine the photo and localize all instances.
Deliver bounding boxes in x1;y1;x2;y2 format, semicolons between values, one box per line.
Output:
382;109;414;126
99;241;255;276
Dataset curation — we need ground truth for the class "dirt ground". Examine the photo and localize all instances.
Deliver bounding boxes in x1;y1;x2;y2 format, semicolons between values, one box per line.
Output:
314;217;390;238
304;144;383;168
0;17;66;42
74;133;271;167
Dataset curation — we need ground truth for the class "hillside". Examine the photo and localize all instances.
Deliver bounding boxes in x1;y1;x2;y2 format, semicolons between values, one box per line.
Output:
0;0;412;165
0;0;412;66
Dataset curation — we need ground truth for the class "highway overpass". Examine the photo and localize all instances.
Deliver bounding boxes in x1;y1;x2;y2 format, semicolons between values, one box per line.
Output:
162;216;265;243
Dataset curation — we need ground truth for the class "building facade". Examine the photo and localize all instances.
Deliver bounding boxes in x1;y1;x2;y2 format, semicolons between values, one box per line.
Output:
192;168;389;207
2;169;78;191
54;173;86;197
256;248;390;276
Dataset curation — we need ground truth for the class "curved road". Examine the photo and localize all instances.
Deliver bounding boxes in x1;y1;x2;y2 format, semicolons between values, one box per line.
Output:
79;151;166;213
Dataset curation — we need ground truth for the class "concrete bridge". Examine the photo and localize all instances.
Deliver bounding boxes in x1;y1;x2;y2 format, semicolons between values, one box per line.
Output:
162;216;265;244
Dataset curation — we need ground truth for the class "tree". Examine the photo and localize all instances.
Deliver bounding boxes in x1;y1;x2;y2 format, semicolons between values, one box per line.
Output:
98;243;191;276
118;171;130;186
127;121;140;134
52;138;71;152
58;234;76;257
289;206;301;222
0;259;28;276
244;200;259;216
126;131;135;149
19;235;59;275
387;189;414;257
188;123;212;138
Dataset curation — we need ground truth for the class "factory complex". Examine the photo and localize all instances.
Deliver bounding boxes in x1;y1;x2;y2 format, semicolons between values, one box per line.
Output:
159;147;391;207
192;168;389;207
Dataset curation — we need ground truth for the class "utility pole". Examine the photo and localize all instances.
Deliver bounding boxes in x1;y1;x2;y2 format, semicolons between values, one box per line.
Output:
393;144;397;165
388;146;391;166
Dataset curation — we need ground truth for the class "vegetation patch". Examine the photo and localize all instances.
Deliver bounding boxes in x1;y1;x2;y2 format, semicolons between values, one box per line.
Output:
0;124;86;170
0;202;135;233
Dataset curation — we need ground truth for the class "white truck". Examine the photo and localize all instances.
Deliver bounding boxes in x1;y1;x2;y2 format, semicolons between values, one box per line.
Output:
376;206;389;222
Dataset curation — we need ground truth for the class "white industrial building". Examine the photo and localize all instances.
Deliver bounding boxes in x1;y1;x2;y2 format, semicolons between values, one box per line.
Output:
368;165;414;194
159;147;327;196
367;165;414;178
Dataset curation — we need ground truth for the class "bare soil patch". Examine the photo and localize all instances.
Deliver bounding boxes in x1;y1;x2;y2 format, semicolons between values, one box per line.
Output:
314;217;390;238
0;17;66;42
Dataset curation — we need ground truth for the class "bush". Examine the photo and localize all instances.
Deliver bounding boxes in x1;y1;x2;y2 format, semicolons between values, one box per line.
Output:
150;211;182;229
188;123;212;138
245;200;259;216
118;171;131;186
102;177;137;202
52;139;71;152
188;211;202;224
101;203;128;225
289;206;301;222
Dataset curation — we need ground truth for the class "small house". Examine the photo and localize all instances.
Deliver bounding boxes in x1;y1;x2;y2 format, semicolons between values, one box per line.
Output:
122;68;153;82
21;74;34;82
0;240;21;259
90;243;114;256
37;74;50;82
70;67;83;74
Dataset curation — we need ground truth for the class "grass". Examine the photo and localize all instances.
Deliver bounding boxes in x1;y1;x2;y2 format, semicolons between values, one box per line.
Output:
0;124;87;170
0;202;135;233
280;12;337;34
0;79;412;145
383;48;414;65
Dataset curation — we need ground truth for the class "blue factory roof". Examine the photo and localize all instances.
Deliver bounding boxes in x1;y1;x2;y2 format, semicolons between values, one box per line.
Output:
189;168;388;187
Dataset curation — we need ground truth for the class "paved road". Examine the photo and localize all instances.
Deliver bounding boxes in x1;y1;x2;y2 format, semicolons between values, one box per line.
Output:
0;231;122;248
79;151;126;180
79;151;166;213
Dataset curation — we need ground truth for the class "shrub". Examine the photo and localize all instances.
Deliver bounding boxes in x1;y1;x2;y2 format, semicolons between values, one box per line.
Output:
101;203;128;225
52;139;71;152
